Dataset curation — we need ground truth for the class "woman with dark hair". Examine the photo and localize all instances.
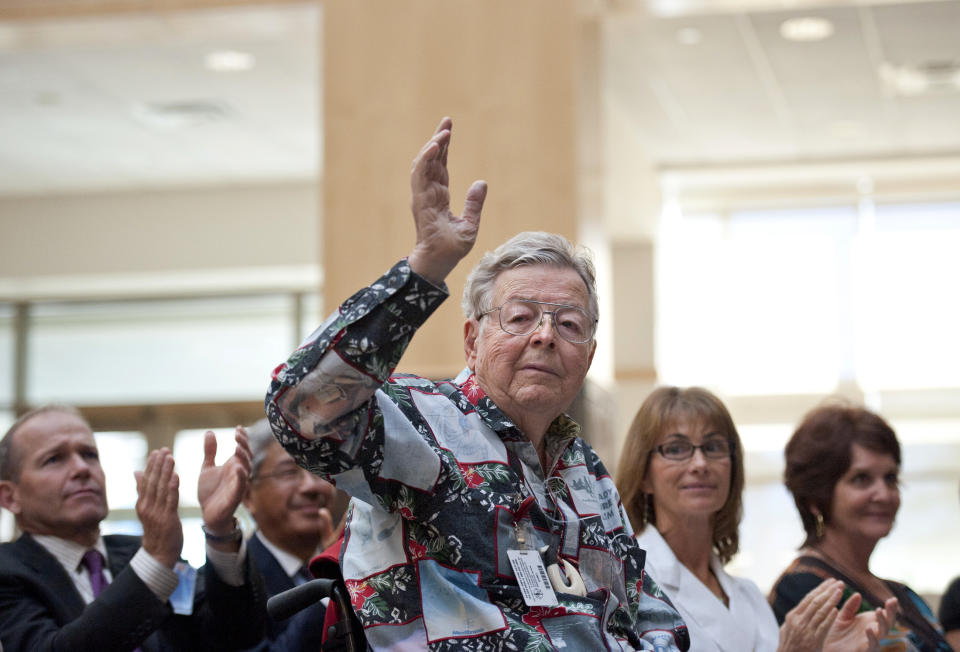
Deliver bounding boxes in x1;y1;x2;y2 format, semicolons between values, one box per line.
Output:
617;387;895;652
769;403;951;652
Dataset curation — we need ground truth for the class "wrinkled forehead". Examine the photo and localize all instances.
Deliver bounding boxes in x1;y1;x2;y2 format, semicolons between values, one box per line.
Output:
14;410;95;452
491;264;591;308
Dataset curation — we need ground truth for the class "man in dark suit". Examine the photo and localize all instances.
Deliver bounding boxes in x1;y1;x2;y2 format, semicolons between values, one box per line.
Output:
0;405;267;651
240;419;346;651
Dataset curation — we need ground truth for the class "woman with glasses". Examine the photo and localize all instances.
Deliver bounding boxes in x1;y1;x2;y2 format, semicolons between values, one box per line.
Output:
769;404;951;652
616;387;896;651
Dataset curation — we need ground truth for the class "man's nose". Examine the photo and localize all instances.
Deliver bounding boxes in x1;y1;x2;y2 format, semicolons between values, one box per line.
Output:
69;452;94;476
530;313;558;344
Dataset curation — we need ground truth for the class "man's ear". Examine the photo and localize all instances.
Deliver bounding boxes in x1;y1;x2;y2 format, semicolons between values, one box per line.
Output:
587;340;597;370
0;481;21;516
464;319;480;369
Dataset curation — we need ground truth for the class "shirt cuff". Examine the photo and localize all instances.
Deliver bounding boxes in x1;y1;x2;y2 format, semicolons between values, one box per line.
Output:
130;547;179;602
204;538;247;587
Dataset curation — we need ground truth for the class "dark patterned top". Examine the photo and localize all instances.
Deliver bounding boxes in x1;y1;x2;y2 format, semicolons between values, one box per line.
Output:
266;259;689;651
770;556;951;652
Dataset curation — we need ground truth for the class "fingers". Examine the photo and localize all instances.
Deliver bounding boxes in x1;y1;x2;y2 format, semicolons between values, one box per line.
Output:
461;180;487;226
202;430;217;469
838;591;863;623
878;597;898;637
792;577;839;616
412;122;452;187
811;583;842;638
233;426;253;475
166;470;180;513
436;116;451;166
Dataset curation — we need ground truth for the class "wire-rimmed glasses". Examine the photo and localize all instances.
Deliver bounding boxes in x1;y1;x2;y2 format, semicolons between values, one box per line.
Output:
479;299;597;344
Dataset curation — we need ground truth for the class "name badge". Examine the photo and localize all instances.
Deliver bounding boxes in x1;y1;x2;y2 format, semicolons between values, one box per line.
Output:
507;549;558;607
170;561;197;615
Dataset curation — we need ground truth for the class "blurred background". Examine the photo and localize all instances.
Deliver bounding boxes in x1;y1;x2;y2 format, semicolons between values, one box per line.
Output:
1;0;958;607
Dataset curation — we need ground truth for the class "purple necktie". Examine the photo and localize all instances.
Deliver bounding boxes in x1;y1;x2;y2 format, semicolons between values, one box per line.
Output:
82;549;108;598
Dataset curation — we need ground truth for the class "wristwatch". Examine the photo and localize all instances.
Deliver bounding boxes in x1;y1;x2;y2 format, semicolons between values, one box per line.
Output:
201;518;243;543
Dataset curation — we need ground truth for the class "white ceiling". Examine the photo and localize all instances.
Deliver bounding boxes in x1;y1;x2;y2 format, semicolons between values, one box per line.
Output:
0;0;958;196
0;3;320;196
606;0;960;167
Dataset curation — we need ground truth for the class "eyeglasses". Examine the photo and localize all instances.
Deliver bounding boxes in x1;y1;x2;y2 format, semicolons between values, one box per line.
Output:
252;465;307;484
655;438;733;462
479;299;597;344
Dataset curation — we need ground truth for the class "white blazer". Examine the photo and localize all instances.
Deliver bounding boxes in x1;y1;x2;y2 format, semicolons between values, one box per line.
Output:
636;527;780;652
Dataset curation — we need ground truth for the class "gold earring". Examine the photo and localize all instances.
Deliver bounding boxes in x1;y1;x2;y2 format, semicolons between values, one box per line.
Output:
815;512;825;539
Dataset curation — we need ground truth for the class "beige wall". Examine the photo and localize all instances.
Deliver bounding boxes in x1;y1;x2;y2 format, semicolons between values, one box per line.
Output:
0;181;318;282
322;0;579;379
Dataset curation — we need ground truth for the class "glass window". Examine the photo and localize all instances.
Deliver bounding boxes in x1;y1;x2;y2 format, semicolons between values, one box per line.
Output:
0;303;13;408
180;517;207;570
657;207;856;395
94;431;147;511
27;294;297;405
173;427;244;508
855;202;960;391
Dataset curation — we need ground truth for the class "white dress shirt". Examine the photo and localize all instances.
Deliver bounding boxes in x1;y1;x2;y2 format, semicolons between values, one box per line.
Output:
33;532;247;604
636;527;780;652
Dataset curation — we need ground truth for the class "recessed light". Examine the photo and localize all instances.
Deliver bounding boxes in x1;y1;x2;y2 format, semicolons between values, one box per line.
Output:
204;50;255;72
676;27;702;46
779;17;834;42
131;100;231;130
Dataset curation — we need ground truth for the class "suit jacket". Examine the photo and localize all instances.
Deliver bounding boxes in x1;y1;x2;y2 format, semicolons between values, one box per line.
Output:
636;527;780;652
0;533;267;652
244;533;325;652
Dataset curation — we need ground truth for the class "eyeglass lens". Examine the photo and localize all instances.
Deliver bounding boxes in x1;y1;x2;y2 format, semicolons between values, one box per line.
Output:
499;300;593;343
657;438;731;460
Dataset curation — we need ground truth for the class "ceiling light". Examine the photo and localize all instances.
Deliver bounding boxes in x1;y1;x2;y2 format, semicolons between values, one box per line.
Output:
779;17;834;42
131;100;231;130
204;50;255;72
676;27;702;46
879;61;960;97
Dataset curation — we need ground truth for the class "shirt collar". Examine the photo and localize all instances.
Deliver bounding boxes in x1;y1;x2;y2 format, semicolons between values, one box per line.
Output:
454;368;581;447
32;533;108;574
254;530;312;579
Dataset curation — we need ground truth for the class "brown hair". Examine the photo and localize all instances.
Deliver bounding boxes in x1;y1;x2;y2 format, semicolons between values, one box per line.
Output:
784;401;901;548
615;386;744;564
0;405;88;482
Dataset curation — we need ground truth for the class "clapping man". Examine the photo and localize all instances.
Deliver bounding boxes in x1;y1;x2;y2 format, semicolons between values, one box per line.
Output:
0;405;266;651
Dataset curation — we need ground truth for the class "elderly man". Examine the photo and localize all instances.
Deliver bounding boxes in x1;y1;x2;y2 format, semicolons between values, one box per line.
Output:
266;118;689;650
0;405;266;651
241;418;344;651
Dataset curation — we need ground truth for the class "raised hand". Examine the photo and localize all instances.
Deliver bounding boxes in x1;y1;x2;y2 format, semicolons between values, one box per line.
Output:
197;427;252;546
823;593;899;652
777;578;844;652
407;116;487;286
135;448;183;568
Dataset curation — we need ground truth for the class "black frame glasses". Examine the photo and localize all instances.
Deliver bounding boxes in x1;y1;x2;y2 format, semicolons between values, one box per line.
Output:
655;438;734;461
479;299;597;344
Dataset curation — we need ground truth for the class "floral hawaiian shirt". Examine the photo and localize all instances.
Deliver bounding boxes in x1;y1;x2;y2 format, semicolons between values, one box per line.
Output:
266;259;689;651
